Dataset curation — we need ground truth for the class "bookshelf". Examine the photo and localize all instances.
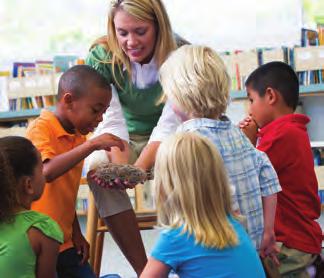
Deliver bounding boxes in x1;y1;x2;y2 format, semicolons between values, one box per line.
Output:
1;43;324;212
0;106;55;122
230;83;324;100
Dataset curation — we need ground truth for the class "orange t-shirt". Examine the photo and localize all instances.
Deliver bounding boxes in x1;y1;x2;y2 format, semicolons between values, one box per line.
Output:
26;110;86;252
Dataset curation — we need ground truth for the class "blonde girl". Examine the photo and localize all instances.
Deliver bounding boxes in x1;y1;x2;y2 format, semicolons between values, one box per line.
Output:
141;132;265;278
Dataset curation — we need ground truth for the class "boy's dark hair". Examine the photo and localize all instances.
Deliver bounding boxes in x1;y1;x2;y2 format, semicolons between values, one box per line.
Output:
57;65;110;100
245;61;299;110
0;136;39;223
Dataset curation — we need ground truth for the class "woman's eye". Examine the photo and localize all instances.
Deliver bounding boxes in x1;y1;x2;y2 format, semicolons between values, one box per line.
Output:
117;30;127;36
136;29;146;36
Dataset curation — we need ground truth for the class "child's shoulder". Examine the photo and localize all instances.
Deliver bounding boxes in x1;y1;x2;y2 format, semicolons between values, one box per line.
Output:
20;211;64;243
27;110;57;131
26;110;64;140
267;114;309;140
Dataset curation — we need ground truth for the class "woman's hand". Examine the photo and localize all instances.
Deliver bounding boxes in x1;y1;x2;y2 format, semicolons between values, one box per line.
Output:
87;169;142;190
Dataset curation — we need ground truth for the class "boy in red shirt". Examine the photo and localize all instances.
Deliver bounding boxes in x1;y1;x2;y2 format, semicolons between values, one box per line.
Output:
240;61;322;277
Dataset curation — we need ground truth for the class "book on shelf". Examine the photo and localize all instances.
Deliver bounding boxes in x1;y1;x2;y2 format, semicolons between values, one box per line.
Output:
13;62;35;78
220;50;258;92
53;55;79;73
296;27;324;86
76;198;88;215
258;47;289;65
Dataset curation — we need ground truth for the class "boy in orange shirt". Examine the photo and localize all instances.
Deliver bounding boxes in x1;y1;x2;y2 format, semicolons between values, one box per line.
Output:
26;65;124;277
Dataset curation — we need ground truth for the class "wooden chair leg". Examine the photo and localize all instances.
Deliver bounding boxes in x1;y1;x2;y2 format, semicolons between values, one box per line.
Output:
94;231;105;278
86;191;99;268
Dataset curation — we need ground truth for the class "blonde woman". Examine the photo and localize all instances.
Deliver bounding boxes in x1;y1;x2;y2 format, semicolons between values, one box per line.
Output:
86;0;187;275
159;45;281;262
141;132;265;278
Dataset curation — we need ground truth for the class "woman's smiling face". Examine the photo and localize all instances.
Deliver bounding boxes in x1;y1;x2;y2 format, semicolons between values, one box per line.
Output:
114;9;157;64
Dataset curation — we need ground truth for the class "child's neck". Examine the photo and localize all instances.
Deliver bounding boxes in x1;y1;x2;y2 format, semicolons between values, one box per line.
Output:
16;192;33;212
271;106;295;121
13;205;30;214
188;114;220;120
54;107;76;134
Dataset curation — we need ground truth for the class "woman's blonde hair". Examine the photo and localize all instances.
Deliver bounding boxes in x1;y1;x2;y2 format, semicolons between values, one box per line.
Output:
93;0;177;85
154;132;238;249
159;45;231;118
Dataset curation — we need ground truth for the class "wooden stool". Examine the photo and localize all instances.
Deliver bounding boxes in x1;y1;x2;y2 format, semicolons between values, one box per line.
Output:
85;184;157;277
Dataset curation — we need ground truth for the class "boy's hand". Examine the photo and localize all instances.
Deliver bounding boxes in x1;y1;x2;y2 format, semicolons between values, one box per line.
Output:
90;133;124;152
239;116;258;146
259;230;280;266
72;230;90;265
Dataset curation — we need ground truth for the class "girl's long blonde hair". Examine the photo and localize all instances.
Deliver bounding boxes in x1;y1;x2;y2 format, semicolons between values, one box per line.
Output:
92;0;177;86
154;132;238;249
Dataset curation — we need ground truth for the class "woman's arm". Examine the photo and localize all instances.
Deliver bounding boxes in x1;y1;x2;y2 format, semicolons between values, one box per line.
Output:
140;257;170;278
149;101;181;143
135;101;181;170
97;87;130;143
134;141;160;171
109;140;130;164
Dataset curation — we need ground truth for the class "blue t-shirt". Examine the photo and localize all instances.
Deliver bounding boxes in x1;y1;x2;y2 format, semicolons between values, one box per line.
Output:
151;217;265;278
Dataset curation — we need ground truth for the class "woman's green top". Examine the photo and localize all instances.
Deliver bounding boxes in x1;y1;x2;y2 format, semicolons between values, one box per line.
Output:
86;45;164;135
0;210;63;278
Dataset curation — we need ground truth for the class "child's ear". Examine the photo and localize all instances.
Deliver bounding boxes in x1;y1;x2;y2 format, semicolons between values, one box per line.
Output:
265;87;278;105
62;92;74;109
20;176;34;195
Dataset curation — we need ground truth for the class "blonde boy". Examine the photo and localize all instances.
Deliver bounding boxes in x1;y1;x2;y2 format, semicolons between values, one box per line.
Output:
159;45;281;260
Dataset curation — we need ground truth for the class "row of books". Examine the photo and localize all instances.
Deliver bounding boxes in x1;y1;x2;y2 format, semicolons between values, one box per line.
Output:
76;184;90;215
8;96;57;111
76;198;88;216
2;55;84;112
297;27;324;86
221;27;324;91
12;55;82;78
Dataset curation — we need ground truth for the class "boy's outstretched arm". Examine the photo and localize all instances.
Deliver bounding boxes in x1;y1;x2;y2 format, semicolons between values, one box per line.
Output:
239;116;258;146
260;194;280;265
44;133;124;182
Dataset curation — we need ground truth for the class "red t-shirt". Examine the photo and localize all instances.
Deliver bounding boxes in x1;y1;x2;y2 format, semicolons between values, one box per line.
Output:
257;114;321;254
